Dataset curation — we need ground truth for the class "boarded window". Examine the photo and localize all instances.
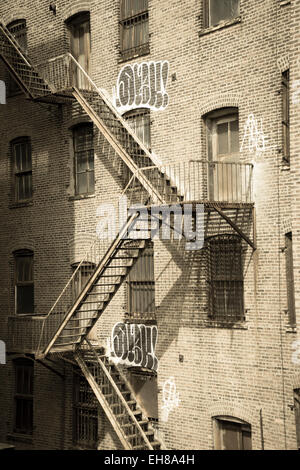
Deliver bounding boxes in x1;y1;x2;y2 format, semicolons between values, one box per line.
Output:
7;20;27;96
285;232;295;326
14;358;33;434
67;12;91;88
120;0;149;61
205;0;240;28
127;242;155;319
73;123;95;196
282;70;290;163
208;235;244;323
14;250;34;314
214;417;251;450
11;137;32;203
73;372;98;448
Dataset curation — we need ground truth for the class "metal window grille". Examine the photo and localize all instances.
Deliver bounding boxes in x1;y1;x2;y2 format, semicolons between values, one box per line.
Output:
73;373;98;448
12;137;32;203
14;358;34;435
120;0;149;60
208;235;244;323
282;70;290;162
14;250;34;315
127;242;155;320
73;123;95;196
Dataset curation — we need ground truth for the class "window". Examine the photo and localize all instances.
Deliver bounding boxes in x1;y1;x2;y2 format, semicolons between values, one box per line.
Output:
73;123;95;196
14;358;33;435
66;12;91;88
214;417;252;450
14;250;34;314
208;235;244;323
72;262;95;301
127;242;155;319
11;137;32;203
120;0;149;61
7;20;27;96
204;0;240;28
123;109;151;187
282;70;290;163
206;108;239;202
73;372;98;448
285;232;295;326
294;389;300;450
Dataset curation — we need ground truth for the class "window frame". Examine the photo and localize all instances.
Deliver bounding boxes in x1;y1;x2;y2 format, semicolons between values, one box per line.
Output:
13;358;34;435
207;234;244;324
72;123;95;197
204;0;240;28
14;249;34;315
282;70;290;163
126;242;155;320
213;416;252;450
7;19;27;96
119;0;150;61
11;137;32;204
73;371;98;449
285;232;296;326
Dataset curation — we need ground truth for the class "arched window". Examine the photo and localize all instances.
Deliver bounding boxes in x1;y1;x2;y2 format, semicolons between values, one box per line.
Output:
7;20;27;96
213;416;251;450
14;249;34;314
207;234;244;323
205;107;239;202
66;12;91;88
11;136;32;203
72;123;95;196
13;358;34;435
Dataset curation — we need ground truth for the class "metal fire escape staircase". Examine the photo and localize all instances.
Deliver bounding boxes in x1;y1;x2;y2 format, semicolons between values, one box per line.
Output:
0;21;255;449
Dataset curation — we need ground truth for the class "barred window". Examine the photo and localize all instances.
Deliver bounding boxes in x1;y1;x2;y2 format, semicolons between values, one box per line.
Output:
14;358;34;435
127;242;155;319
11;137;32;203
214;417;251;450
7;20;27;96
208;235;244;323
204;0;240;28
73;123;95;196
73;373;98;449
282;70;290;163
120;0;149;61
14;250;34;315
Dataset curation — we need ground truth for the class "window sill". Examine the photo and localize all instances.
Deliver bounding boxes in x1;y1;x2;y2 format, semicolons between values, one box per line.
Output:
198;16;242;37
6;433;33;444
204;319;248;330
118;45;150;64
9;201;33;209
69;194;95;201
285;325;297;333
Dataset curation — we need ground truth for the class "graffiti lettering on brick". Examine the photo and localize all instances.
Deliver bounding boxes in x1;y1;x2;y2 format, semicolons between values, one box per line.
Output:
0;81;6;104
0;340;6;364
292;340;300;365
112;61;169;114
106;322;158;371
240;114;267;154
161;377;180;422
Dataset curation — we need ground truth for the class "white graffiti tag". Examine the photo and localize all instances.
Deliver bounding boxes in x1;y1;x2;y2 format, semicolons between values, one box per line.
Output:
240;114;267;154
113;61;169;114
161;377;180;422
0;80;5;104
106;322;158;371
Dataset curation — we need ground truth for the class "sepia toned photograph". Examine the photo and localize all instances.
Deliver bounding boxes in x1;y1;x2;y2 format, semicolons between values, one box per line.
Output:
0;0;299;454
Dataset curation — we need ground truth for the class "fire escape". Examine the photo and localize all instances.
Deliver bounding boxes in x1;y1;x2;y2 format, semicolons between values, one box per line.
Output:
0;21;255;450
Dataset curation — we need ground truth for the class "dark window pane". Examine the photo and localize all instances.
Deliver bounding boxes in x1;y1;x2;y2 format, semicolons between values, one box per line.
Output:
217;122;229;155
230;119;239;153
286;233;296;325
209;0;239;27
17;285;34;314
73;124;94;195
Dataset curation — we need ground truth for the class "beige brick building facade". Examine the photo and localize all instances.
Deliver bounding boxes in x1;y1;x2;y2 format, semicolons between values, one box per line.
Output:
0;0;299;450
